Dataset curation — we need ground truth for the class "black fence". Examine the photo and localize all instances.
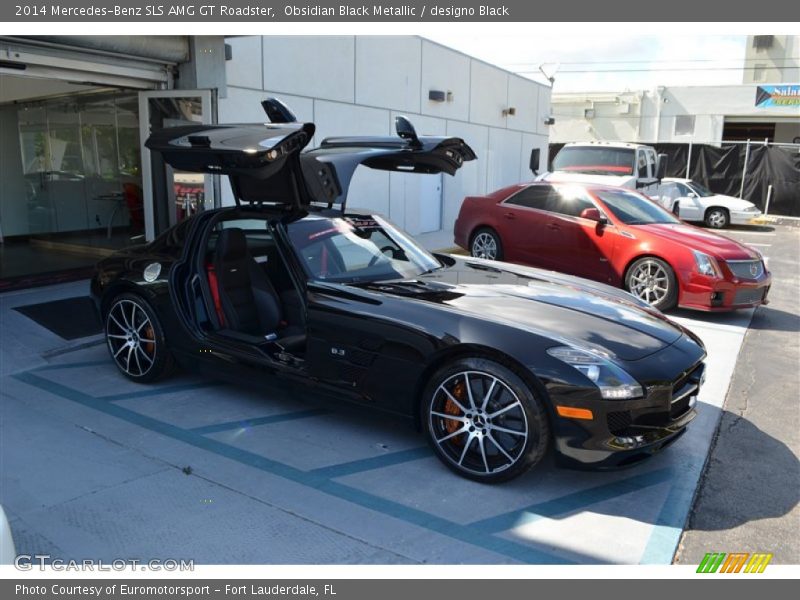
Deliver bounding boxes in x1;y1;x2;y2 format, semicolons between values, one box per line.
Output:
548;143;800;217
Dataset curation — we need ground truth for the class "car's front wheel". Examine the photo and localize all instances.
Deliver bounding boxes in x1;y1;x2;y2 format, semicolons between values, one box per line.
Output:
625;257;678;311
470;228;503;261
422;357;550;483
105;293;174;383
705;207;729;229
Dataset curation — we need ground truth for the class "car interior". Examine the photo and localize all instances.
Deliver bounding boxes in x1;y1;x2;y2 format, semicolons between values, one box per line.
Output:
198;216;307;362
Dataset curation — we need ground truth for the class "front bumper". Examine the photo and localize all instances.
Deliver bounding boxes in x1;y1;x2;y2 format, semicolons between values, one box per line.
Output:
730;210;763;226
551;361;705;469
678;269;771;312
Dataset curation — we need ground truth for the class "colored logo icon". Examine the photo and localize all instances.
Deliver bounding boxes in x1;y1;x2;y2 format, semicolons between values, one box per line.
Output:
697;552;773;573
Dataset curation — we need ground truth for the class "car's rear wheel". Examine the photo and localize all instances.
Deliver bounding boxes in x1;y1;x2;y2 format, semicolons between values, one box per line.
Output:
422;357;550;483
625;257;678;311
704;207;729;229
470;228;503;261
105;293;174;383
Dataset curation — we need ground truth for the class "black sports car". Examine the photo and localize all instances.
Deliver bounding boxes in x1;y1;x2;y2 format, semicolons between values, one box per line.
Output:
91;104;706;482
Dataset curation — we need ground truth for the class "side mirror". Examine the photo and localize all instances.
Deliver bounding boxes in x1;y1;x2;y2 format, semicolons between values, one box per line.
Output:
687;192;697;198
529;148;541;175
655;153;669;180
580;207;607;224
261;97;297;123
395;115;422;148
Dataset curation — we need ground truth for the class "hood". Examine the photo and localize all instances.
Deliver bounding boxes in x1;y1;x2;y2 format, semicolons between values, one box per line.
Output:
634;223;760;260
362;258;687;361
708;194;758;211
538;171;637;188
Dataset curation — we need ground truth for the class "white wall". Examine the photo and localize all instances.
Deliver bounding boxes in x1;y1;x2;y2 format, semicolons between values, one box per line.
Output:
220;35;550;236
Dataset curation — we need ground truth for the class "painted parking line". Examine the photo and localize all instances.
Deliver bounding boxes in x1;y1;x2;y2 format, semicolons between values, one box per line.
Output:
16;316;749;566
18;362;696;564
724;231;776;236
35;359;111;371
191;408;331;434
97;381;227;402
11;370;571;564
471;468;675;534
309;447;432;479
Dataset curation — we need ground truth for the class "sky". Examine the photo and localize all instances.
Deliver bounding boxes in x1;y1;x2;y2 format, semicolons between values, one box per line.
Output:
424;34;749;93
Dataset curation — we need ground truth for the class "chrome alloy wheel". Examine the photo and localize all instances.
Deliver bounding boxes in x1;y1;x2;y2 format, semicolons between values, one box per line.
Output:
428;370;529;475
706;209;727;228
106;299;156;378
471;232;498;260
628;259;670;306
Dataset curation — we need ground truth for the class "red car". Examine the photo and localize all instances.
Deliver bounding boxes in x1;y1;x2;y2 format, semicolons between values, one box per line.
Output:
454;183;771;312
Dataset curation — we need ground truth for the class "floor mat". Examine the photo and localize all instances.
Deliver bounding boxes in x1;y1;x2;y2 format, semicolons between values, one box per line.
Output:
13;296;102;340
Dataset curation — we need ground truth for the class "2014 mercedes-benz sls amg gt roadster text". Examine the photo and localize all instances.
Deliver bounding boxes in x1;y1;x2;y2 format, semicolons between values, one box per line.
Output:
91;102;706;482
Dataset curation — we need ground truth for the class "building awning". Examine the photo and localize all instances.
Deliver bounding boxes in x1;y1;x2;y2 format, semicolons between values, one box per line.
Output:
0;36;185;89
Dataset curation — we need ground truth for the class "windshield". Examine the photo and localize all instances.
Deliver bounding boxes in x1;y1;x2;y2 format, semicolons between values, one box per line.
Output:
594;189;681;225
687;181;715;197
287;215;441;284
552;147;635;176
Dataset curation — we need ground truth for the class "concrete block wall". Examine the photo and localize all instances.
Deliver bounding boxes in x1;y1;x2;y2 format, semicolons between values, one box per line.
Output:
219;36;551;236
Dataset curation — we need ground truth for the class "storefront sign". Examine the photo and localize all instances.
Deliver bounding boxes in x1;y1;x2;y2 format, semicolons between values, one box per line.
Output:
755;85;800;107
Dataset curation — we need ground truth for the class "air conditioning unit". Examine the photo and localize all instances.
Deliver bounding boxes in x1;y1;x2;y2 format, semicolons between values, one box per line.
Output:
753;35;774;50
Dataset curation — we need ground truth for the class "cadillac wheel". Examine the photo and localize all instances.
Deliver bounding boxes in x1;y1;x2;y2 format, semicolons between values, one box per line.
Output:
422;358;550;483
470;228;502;261
625;257;677;311
105;294;174;383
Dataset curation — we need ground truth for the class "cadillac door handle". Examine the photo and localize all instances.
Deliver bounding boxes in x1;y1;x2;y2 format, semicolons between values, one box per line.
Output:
504;212;516;220
546;223;560;231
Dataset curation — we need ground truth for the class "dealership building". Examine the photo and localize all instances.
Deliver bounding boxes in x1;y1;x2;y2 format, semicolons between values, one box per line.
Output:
0;35;552;289
550;83;800;146
550;36;800;146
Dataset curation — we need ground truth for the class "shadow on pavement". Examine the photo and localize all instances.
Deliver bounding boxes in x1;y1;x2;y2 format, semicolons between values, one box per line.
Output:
747;304;800;333
686;410;799;532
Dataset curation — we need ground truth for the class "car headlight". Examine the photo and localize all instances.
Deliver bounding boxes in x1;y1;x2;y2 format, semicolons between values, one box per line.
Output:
743;205;760;213
547;346;643;400
692;250;722;278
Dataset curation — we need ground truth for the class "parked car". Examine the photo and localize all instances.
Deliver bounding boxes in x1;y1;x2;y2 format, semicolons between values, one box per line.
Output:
91;107;706;482
454;182;771;312
651;178;762;228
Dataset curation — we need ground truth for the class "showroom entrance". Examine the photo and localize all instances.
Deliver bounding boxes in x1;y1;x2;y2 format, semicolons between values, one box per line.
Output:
0;37;216;290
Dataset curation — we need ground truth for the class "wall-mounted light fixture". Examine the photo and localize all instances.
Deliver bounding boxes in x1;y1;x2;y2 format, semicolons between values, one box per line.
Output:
429;90;446;102
543;116;556;126
502;107;517;116
584;108;596;119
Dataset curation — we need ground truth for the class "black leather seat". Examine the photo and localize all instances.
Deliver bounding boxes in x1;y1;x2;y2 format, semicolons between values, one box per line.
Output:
213;228;304;350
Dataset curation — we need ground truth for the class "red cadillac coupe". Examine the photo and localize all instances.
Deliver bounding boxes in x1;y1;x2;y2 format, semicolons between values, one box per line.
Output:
454;182;771;311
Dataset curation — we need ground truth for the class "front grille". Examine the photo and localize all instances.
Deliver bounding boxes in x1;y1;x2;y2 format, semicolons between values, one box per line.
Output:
607;411;632;435
670;363;704;419
727;260;764;280
733;287;766;305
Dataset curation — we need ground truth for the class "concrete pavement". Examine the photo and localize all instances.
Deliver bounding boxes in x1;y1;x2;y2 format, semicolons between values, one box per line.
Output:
676;224;800;565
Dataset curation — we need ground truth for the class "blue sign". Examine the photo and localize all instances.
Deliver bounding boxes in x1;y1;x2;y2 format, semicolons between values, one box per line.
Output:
755;85;800;107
